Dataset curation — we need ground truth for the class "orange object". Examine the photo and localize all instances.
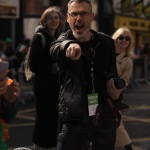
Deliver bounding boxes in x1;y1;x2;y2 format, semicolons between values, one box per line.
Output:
6;78;13;85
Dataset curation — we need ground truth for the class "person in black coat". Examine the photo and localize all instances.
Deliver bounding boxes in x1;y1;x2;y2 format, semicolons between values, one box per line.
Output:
29;6;66;150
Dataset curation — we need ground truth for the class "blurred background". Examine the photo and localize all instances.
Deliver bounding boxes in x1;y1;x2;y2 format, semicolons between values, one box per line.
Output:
1;0;150;83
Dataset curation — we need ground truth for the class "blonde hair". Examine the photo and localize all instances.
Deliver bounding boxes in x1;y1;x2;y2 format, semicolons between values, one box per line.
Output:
40;6;66;33
112;27;134;57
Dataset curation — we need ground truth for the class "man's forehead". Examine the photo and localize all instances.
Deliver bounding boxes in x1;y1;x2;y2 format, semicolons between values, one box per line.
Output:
68;2;90;12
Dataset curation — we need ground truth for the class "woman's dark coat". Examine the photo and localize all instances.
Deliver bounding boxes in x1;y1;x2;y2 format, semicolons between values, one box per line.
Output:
29;25;59;147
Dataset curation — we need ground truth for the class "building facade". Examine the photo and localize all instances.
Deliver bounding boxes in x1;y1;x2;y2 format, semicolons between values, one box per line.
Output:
0;0;150;49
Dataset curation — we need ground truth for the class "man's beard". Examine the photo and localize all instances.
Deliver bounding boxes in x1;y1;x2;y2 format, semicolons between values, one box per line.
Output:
72;30;87;42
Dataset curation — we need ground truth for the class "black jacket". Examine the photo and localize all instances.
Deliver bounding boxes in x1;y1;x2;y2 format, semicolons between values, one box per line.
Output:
50;29;117;122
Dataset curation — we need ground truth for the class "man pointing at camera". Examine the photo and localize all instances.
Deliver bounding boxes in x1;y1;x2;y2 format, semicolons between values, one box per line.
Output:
50;0;123;150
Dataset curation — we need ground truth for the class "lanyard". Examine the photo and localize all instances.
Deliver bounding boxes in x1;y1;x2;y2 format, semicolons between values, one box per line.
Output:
81;45;95;93
81;39;101;94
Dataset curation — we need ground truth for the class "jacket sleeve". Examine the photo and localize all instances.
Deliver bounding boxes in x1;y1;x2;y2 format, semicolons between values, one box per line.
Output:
99;33;118;79
121;57;133;87
50;33;78;68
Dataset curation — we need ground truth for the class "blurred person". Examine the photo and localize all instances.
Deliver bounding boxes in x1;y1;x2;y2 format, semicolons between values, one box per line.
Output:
3;38;17;78
143;43;150;75
143;43;150;57
49;0;123;150
15;38;31;80
133;44;145;79
16;38;31;66
112;27;134;150
0;60;20;150
4;38;15;57
28;6;66;150
16;38;30;54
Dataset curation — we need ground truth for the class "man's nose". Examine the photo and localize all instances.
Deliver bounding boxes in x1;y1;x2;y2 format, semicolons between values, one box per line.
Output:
76;14;82;19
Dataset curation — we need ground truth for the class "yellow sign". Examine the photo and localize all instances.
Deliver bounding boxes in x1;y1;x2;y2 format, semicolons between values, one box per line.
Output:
114;15;150;31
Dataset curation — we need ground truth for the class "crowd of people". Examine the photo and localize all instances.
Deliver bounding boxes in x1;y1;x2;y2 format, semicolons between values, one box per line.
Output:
1;0;150;150
0;37;30;81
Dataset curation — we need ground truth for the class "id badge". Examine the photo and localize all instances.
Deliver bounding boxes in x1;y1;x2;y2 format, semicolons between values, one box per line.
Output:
88;93;98;116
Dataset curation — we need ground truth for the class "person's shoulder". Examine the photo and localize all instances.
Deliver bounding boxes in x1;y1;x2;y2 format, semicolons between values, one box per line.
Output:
96;32;114;50
97;32;110;37
32;32;43;39
57;30;72;40
62;30;72;36
59;30;68;37
91;30;113;43
97;32;113;41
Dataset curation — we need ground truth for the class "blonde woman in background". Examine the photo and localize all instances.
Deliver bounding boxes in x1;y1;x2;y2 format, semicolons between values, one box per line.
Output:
112;27;134;150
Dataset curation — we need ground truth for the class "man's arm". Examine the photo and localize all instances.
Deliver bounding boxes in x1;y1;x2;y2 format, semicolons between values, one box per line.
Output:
50;32;80;65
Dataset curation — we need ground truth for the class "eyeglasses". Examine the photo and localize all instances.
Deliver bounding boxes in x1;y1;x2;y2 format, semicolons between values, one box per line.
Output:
68;11;91;19
118;35;130;41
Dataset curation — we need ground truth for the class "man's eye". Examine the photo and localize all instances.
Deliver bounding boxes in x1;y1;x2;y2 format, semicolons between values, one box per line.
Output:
72;13;78;17
80;12;86;16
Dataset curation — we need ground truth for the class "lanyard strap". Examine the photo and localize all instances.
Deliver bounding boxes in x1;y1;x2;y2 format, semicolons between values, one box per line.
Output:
81;47;95;93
